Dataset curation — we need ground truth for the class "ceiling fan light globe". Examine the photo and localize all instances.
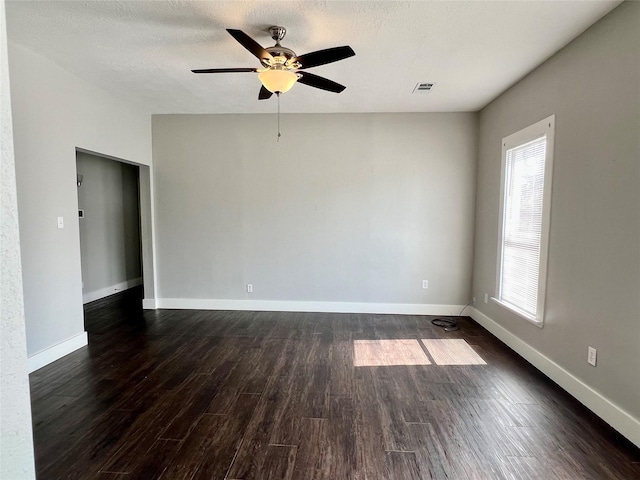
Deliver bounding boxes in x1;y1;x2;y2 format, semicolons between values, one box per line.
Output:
258;69;298;94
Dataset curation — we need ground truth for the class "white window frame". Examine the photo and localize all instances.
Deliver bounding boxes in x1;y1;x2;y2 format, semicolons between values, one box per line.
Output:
492;115;555;327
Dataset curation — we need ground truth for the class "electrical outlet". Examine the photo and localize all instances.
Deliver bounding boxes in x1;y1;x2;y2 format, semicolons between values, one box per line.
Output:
472;297;476;305
422;280;428;289
246;284;253;293
484;293;488;304
587;346;597;366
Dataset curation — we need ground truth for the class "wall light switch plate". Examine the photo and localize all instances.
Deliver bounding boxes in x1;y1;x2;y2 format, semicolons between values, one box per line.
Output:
246;284;253;293
57;216;64;229
484;293;488;304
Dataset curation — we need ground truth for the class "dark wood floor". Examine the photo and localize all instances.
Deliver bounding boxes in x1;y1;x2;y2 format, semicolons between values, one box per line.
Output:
30;288;640;479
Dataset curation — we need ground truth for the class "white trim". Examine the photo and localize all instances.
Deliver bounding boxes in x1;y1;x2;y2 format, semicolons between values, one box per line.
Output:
142;298;156;310
491;297;543;328
496;115;555;325
82;277;142;304
27;332;88;373
154;298;464;316
469;307;640;449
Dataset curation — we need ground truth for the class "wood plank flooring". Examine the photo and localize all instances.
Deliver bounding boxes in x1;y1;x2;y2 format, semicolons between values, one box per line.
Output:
29;288;640;479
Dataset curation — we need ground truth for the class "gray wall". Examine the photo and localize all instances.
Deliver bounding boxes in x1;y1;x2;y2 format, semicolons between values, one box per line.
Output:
153;113;477;306
77;152;141;300
0;0;35;476
8;41;152;357
472;2;640;420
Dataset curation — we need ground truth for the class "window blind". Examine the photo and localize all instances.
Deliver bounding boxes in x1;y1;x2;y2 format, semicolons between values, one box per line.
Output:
499;135;547;318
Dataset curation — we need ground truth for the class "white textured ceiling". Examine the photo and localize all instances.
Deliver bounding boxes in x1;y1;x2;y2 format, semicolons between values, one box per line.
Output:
6;1;621;114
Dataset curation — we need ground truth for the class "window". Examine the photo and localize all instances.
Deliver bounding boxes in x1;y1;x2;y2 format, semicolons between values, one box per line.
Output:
494;115;555;326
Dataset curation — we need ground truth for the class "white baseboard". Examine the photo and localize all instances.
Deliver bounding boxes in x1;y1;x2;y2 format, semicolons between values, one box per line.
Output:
469;307;640;449
153;298;464;316
27;332;88;373
142;298;156;310
83;277;143;304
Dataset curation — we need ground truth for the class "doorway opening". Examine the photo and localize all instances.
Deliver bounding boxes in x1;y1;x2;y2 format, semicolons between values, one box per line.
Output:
76;150;144;329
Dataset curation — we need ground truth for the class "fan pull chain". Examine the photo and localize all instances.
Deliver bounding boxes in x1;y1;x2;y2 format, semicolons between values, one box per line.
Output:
277;92;281;142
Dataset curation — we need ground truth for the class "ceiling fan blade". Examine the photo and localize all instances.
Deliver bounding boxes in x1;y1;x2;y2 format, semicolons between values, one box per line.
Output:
297;71;346;93
226;29;273;63
259;85;273;100
191;68;257;73
293;46;355;69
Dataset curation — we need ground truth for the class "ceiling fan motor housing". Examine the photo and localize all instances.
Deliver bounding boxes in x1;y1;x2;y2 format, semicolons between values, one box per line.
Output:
262;27;299;68
263;46;298;68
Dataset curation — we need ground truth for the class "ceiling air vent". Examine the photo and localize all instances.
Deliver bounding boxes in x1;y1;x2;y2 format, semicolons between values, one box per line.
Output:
413;82;435;94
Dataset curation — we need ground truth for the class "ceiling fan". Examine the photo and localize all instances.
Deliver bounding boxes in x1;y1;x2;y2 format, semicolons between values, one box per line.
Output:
192;26;355;100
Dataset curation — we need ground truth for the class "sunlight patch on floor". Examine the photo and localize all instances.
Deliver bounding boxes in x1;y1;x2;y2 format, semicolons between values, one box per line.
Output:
353;339;431;367
422;339;486;365
353;339;486;367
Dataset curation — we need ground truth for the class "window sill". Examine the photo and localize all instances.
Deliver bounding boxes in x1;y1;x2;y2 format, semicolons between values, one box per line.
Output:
491;297;544;329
